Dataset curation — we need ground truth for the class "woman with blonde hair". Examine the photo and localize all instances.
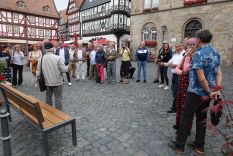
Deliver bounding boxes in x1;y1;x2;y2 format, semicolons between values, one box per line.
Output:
28;44;42;87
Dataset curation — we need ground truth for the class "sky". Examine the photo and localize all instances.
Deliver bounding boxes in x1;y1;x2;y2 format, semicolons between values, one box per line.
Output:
54;0;69;11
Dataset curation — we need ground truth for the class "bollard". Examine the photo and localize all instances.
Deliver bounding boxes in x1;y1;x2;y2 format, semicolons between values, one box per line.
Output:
0;108;11;156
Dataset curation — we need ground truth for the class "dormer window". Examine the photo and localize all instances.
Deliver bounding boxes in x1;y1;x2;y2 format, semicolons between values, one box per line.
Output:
17;1;25;8
43;6;50;12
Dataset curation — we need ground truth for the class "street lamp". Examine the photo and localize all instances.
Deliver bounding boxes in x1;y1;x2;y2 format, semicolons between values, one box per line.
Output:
161;25;167;42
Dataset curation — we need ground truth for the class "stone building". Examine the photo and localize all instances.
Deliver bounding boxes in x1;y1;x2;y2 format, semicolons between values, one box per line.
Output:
130;0;233;65
0;0;59;53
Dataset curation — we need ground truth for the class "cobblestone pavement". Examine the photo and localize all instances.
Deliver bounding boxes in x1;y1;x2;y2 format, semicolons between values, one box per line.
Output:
0;60;232;156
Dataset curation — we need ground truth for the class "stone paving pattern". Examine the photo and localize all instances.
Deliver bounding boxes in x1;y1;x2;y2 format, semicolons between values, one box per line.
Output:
0;60;232;156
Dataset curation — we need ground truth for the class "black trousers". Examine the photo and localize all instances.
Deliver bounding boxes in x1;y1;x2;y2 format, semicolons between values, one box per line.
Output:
176;92;210;149
64;72;71;82
12;64;23;86
120;61;130;79
86;59;90;76
160;66;169;85
129;67;135;78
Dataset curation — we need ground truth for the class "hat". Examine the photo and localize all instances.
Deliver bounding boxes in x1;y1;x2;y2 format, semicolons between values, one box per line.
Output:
44;42;53;49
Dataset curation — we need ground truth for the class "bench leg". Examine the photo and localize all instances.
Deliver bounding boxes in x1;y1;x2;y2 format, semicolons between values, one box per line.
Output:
42;132;49;156
71;120;77;146
6;103;11;122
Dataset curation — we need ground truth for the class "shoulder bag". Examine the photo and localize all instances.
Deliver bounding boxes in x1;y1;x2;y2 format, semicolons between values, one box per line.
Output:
38;56;46;92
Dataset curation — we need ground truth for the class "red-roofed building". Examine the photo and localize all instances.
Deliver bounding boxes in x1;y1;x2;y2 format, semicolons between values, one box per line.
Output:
0;0;59;53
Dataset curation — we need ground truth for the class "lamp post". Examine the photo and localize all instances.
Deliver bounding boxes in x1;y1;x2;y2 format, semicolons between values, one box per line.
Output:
161;25;167;42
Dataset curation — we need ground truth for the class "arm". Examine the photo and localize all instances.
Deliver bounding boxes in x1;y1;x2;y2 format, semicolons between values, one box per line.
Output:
183;56;191;73
175;63;183;75
20;51;24;58
58;59;68;73
111;50;117;60
215;66;222;86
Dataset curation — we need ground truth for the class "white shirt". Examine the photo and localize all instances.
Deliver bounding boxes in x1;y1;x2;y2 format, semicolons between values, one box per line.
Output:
69;49;75;61
59;48;65;64
90;50;96;65
77;49;83;61
167;50;185;73
12;51;24;65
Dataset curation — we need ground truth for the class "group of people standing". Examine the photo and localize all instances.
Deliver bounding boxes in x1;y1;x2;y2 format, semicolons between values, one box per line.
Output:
153;29;222;155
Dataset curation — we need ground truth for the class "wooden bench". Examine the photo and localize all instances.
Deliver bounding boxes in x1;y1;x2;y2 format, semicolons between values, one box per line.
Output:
0;83;77;156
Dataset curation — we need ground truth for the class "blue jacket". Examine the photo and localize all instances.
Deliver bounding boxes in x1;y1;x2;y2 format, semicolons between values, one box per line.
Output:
56;48;70;65
135;47;150;62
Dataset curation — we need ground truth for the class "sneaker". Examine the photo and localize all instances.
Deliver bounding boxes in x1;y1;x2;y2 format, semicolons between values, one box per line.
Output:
144;80;146;83
19;83;23;86
168;140;185;155
187;142;205;155
164;86;170;90
68;82;72;86
158;84;164;88
153;79;159;83
136;80;140;82
167;109;176;113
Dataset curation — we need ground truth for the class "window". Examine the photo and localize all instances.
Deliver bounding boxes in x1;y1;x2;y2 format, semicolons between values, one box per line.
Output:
144;0;159;9
38;29;43;36
7;25;12;33
45;30;51;38
43;6;50;12
17;1;25;8
29;16;35;23
142;23;157;41
29;28;36;36
143;29;150;40
45;18;50;25
14;26;20;34
184;20;202;38
39;17;43;25
13;13;19;21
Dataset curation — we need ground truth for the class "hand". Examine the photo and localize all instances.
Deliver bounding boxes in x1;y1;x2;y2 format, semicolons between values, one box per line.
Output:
208;91;221;101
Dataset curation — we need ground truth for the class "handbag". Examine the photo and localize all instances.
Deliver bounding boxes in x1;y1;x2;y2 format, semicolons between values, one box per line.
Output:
26;52;33;67
210;98;223;126
38;56;46;92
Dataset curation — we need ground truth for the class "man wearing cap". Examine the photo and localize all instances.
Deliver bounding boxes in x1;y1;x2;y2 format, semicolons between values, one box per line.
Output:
37;42;69;110
56;42;72;86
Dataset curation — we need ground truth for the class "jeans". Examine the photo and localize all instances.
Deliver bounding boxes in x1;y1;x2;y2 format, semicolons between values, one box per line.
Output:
46;85;63;110
89;64;97;80
107;62;116;84
176;92;210;149
171;74;178;111
12;64;23;86
160;66;169;85
137;61;147;81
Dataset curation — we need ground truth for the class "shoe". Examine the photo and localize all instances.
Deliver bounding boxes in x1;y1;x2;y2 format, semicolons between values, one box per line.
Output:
119;79;123;83
164;86;170;90
129;76;134;79
187;142;205;155
19;83;23;86
153;79;159;83
136;80;140;82
168;140;185;155
173;125;179;130
158;84;164;88
62;82;65;84
167;109;176;113
68;82;72;86
34;83;38;88
72;75;76;78
76;79;80;81
144;80;146;83
123;79;129;84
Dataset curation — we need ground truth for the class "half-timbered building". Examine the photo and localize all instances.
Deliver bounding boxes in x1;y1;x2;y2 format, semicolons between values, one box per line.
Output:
59;9;69;42
0;0;59;53
66;0;84;41
80;0;131;49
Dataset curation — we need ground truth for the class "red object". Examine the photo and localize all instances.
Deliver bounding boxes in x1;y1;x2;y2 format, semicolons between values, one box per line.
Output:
145;41;157;47
72;33;79;47
61;35;64;43
0;74;5;81
184;0;207;6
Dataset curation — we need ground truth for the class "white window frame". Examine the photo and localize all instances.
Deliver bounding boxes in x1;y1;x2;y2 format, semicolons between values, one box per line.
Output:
13;13;19;21
7;25;12;33
14;26;20;34
144;0;159;9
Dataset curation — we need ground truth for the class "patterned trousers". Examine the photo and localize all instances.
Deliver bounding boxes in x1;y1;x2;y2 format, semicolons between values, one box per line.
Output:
107;61;116;84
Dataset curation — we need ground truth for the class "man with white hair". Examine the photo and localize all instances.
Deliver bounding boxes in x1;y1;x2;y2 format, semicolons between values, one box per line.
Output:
74;44;86;81
37;42;68;110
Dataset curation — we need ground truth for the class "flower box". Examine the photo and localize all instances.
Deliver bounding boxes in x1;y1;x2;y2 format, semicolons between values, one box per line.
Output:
184;0;208;6
145;41;157;47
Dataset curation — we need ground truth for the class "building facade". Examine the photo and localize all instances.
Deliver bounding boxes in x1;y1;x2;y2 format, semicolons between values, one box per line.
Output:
66;0;84;41
80;0;131;48
0;0;59;53
131;0;233;65
58;9;69;42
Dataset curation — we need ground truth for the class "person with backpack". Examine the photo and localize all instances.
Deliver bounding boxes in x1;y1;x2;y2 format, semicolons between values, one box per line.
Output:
95;45;106;84
135;41;150;83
